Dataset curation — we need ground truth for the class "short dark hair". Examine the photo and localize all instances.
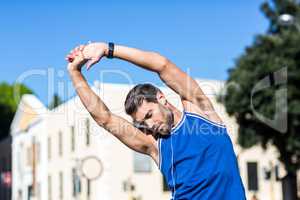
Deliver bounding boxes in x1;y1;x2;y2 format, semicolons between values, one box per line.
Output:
124;83;161;115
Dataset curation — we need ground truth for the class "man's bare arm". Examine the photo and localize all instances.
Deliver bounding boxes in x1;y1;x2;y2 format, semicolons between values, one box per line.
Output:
80;43;213;107
69;68;111;126
109;44;222;123
67;47;158;161
77;42;222;122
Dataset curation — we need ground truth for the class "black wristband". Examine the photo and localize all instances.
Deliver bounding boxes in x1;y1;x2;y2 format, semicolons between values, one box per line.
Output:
107;42;114;58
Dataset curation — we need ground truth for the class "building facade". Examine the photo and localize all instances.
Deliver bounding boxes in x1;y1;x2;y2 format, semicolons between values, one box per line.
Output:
0;136;12;200
10;80;293;200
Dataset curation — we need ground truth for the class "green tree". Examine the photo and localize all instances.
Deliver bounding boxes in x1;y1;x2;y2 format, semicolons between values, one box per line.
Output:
222;1;300;199
0;82;33;140
48;93;63;110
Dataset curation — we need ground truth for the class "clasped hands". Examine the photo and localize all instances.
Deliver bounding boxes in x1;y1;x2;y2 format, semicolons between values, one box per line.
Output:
66;42;109;72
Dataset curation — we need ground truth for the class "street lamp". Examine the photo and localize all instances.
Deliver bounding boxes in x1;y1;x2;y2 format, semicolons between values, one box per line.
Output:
278;13;300;31
72;156;103;200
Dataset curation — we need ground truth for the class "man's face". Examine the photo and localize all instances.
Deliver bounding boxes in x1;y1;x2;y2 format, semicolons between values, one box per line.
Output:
132;100;174;137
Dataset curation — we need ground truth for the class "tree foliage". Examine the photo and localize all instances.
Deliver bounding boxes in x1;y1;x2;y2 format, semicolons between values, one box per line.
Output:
0;82;33;140
48;93;63;110
223;0;300;173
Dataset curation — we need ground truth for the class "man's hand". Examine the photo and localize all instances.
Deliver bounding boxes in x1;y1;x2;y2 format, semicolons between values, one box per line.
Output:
82;42;108;69
66;45;88;72
66;43;158;162
66;42;108;70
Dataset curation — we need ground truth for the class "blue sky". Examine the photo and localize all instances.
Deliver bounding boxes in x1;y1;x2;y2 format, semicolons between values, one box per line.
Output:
0;0;268;105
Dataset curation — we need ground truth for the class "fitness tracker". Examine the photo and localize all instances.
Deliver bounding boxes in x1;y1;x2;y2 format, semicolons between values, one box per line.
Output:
107;42;114;58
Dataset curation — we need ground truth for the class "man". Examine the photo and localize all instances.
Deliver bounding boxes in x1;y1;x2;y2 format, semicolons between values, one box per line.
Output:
66;42;246;200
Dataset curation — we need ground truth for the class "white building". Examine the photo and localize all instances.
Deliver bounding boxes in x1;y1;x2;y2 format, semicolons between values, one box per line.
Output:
11;80;289;200
0;136;12;200
10;94;49;200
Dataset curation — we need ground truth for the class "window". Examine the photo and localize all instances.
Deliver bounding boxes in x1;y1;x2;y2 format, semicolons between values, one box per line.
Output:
72;168;81;197
275;165;280;181
71;126;75;152
1;157;6;171
27;146;32;167
59;172;63;200
48;175;52;200
298;175;300;198
48;137;51;160
19;142;24;168
162;176;170;191
58;131;63;156
247;162;259;191
72;168;76;197
8;155;11;170
133;152;152;173
36;182;41;200
85;119;90;146
36;142;40;164
87;179;91;198
28;186;33;198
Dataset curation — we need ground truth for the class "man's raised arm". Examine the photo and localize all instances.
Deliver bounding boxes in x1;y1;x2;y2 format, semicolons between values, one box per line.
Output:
81;42;222;123
66;47;158;161
67;46;111;126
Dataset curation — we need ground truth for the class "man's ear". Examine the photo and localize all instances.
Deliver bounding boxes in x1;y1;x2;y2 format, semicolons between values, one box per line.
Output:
156;92;167;105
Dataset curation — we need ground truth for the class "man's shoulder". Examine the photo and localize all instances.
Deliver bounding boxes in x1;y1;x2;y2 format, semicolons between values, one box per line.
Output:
181;100;224;125
181;100;205;116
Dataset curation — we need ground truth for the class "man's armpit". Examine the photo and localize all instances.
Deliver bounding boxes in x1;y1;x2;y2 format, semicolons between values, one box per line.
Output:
181;100;223;125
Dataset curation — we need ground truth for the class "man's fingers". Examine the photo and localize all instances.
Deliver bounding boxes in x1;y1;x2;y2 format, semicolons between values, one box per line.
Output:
66;53;76;62
73;45;85;53
69;52;86;66
86;60;95;70
66;53;73;58
74;46;81;52
79;45;85;51
70;49;75;55
86;57;100;70
66;50;83;63
66;45;86;63
71;50;80;57
67;57;74;63
70;46;81;55
66;54;74;62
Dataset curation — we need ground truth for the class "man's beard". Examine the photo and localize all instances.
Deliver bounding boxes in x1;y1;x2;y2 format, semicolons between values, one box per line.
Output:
158;105;174;136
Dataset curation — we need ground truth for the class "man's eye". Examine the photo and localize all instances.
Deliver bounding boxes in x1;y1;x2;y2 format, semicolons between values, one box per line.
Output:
146;112;152;119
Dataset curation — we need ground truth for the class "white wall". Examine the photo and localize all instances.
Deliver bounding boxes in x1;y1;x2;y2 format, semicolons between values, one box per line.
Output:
11;81;288;200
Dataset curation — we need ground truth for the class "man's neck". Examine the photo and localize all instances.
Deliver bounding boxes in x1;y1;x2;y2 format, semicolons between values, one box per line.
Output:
167;103;183;129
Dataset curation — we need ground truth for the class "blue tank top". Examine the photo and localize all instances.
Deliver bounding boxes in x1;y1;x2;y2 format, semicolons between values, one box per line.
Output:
158;111;246;200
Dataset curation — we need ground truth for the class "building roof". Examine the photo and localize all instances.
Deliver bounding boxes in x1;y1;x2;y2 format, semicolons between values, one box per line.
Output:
10;94;48;136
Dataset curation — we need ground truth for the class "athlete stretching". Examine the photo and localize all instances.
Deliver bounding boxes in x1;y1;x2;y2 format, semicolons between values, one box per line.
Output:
66;42;246;200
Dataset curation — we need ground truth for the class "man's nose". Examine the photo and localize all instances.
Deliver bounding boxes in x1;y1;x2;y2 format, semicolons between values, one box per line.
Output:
145;119;155;130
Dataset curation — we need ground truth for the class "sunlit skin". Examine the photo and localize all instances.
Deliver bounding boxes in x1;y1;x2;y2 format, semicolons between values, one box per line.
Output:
66;42;224;165
132;92;183;139
65;46;182;139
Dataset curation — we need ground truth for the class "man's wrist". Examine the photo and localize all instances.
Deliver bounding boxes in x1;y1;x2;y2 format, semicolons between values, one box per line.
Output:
68;65;82;74
104;43;110;57
107;42;114;58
